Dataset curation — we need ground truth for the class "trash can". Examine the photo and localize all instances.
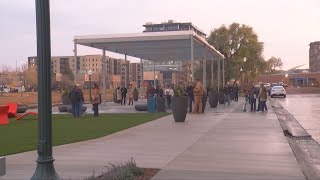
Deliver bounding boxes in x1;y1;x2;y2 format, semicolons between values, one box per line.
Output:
147;96;156;113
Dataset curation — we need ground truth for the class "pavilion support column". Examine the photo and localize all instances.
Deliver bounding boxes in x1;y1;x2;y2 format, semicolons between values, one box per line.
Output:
191;35;194;82
217;59;220;92
153;60;156;88
222;58;225;86
124;55;127;88
102;49;106;105
74;39;77;84
211;60;214;88
140;58;144;101
203;47;206;88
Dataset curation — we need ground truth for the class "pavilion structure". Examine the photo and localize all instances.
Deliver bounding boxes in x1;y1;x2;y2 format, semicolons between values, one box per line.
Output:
74;30;225;103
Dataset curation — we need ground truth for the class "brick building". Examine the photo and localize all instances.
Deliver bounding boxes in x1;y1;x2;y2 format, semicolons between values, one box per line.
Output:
256;72;320;87
309;41;320;72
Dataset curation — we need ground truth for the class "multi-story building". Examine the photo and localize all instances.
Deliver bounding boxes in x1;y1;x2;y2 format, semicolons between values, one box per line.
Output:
310;41;320;72
27;55;130;88
129;63;143;87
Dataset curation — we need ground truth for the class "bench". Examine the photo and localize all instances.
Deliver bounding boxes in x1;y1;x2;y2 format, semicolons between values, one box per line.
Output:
0;157;5;176
134;104;147;111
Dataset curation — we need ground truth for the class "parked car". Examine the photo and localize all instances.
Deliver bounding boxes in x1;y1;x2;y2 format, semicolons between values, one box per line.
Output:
270;86;286;98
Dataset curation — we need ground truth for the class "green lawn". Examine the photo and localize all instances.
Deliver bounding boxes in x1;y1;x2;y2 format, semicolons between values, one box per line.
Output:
0;113;169;156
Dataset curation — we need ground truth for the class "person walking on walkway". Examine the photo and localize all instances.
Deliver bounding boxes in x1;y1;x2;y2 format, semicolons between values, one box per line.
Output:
258;84;268;112
121;86;128;105
186;82;194;113
223;84;231;106
69;85;81;118
192;79;204;114
249;85;257;112
92;83;100;117
234;84;239;101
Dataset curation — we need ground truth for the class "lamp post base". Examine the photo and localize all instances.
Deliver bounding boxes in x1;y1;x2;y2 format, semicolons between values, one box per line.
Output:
31;157;59;180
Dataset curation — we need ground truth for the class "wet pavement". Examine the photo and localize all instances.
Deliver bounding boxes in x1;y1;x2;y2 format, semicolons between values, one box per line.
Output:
276;94;320;145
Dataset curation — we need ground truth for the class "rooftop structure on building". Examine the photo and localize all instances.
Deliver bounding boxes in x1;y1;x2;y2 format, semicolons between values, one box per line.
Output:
143;20;207;38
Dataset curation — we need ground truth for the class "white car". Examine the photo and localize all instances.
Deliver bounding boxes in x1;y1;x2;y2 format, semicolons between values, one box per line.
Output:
270;86;286;98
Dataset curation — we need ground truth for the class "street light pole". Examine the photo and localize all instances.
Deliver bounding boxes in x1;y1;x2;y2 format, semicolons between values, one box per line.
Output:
88;70;93;102
31;0;59;179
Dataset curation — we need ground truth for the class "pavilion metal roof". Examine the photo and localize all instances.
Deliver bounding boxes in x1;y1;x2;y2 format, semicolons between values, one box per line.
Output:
74;31;224;61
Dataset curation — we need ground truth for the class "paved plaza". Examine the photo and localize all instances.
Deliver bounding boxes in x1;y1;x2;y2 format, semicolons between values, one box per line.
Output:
1;100;306;180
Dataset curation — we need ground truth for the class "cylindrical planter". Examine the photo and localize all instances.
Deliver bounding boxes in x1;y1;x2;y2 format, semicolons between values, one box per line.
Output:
58;105;68;112
202;95;207;113
134;104;147;111
67;105;87;113
172;96;188;122
208;92;218;108
156;96;166;112
17;104;28;113
218;92;224;104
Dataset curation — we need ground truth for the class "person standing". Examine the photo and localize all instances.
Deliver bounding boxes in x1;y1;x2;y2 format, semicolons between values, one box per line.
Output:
223;84;231;106
116;87;121;103
92;83;100;116
77;84;85;116
121;86;128;105
69;85;81;118
186;83;194;113
192;79;204;114
258;84;268;112
242;84;249;112
249;85;257;112
234;84;239;101
128;85;134;105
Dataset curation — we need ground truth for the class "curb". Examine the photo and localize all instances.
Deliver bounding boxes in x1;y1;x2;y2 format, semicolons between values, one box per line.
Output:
271;99;320;180
0;157;5;176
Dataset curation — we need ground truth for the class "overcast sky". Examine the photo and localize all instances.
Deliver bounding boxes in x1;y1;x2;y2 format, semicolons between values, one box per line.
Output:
1;0;319;70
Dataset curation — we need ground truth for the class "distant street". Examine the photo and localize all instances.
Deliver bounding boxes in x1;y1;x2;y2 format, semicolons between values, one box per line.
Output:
276;94;320;145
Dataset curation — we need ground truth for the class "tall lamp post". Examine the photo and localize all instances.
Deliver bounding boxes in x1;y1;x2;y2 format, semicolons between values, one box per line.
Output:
243;57;247;84
31;0;59;179
88;70;93;102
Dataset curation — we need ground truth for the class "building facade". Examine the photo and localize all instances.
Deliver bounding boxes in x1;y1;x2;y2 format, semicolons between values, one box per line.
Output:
309;41;320;72
28;55;130;88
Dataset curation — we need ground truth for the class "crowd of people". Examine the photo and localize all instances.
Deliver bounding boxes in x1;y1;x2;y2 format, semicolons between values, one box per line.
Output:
243;83;268;112
67;80;269;118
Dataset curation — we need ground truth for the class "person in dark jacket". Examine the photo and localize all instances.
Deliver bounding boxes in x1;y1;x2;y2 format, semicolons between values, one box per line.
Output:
249;85;258;112
233;84;239;101
69;85;81;118
186;83;195;113
121;86;128;105
77;84;85;116
223;85;231;106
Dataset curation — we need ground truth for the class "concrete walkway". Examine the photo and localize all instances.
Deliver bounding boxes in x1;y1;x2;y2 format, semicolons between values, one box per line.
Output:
1;100;305;180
